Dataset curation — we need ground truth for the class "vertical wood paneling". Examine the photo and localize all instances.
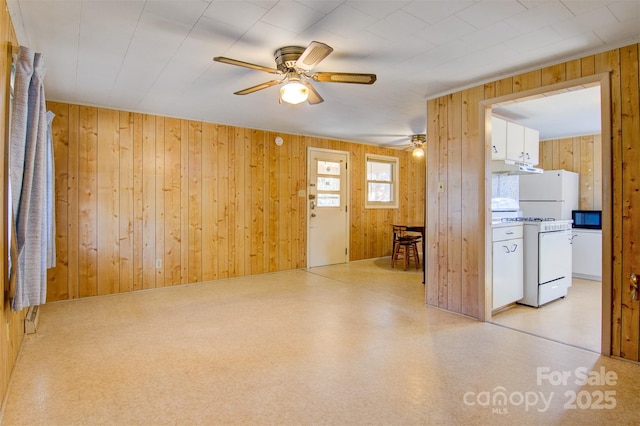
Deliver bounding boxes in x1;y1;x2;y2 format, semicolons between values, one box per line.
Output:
579;136;595;209
250;130;265;275
154;118;165;286
539;135;602;210
217;125;230;279
541;63;566;86
78;106;98;297
447;92;462;313
350;142;364;259
132;113;144;291
180;121;190;284
513;70;541;92
96;109;120;296
277;133;292;271
67;105;80;298
619;44;639;360
426;100;440;306
48;102;69;301
267;133;278;272
188;122;202;284
595;48;623;358
437;97;449;309
141;115;156;289
201;123;217;282
164;118;182;286
461;86;483;318
119;111;134;293
228;128;241;277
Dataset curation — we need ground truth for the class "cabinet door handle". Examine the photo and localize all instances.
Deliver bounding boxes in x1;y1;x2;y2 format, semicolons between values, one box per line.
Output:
506;231;514;235
511;244;518;252
492;145;498;153
631;273;638;301
502;245;510;253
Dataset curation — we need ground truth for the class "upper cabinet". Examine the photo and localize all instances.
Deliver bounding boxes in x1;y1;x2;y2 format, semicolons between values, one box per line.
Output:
523;127;539;166
491;116;507;160
491;116;539;166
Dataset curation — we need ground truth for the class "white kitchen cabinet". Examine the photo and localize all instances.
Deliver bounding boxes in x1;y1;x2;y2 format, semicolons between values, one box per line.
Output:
491;116;507;160
524;126;539;165
492;224;524;310
572;229;602;281
493;119;539;166
505;121;525;163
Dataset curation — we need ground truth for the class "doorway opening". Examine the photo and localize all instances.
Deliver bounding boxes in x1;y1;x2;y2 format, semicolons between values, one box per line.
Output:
481;73;612;355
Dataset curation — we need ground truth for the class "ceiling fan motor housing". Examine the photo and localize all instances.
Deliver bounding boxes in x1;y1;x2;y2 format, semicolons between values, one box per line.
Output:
274;46;305;72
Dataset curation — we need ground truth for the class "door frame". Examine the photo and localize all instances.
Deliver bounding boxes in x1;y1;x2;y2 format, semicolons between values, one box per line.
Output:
479;73;612;356
306;147;350;268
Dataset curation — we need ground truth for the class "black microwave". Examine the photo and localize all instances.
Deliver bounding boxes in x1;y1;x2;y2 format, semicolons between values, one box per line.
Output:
572;210;602;229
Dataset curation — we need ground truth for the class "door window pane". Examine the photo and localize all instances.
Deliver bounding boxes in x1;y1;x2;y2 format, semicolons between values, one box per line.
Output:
317;161;340;176
317;177;340;191
317;194;340;207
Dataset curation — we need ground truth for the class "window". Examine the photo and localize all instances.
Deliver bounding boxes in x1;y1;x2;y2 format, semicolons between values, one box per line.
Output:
365;154;398;209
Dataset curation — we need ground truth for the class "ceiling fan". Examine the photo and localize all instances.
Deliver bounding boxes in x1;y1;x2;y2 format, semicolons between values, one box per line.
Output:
386;134;426;158
213;41;377;105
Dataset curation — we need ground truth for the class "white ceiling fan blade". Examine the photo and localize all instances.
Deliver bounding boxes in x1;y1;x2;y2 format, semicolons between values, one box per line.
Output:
295;41;333;71
302;81;324;105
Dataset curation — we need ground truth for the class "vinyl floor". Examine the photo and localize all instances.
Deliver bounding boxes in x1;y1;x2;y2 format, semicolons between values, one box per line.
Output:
2;259;639;425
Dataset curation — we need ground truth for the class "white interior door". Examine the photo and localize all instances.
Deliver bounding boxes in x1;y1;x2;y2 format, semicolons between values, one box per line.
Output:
307;148;349;268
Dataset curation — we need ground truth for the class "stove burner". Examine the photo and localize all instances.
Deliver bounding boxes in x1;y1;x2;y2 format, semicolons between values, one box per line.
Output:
501;217;556;222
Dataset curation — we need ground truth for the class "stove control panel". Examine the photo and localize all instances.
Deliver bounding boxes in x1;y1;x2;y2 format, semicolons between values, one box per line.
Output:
538;221;573;232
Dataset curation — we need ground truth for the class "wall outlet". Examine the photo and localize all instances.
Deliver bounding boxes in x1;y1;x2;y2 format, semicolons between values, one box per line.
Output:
156;259;162;269
298;190;305;197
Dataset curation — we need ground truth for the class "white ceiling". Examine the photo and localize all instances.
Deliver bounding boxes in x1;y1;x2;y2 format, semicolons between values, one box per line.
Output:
493;85;602;140
6;0;640;147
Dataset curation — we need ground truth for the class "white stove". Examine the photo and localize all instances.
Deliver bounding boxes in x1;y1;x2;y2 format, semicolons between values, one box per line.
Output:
502;217;574;307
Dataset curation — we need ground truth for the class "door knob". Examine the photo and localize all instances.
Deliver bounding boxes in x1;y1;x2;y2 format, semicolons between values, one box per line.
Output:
631;273;638;301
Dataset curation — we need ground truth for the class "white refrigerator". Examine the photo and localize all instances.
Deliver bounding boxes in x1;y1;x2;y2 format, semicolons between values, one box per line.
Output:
519;170;579;219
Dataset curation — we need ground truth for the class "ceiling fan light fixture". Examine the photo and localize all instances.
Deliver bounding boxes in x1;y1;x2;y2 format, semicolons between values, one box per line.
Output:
412;146;425;158
280;81;309;104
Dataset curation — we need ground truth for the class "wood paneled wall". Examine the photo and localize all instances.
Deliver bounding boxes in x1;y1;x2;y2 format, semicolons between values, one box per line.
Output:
426;43;640;362
539;134;602;210
45;102;425;301
0;0;25;406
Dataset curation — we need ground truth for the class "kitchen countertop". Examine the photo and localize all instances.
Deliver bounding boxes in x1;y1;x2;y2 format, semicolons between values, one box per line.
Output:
491;221;524;228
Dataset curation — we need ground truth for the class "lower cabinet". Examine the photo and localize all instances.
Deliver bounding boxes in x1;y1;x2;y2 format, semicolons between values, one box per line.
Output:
492;225;524;310
572;229;602;281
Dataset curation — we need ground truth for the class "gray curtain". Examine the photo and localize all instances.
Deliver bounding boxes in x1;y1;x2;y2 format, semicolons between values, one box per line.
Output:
9;46;54;311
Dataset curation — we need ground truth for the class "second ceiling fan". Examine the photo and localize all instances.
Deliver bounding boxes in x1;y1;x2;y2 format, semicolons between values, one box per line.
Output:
214;41;377;105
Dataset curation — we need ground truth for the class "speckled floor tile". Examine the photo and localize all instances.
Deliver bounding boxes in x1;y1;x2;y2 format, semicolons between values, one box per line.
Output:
1;259;639;425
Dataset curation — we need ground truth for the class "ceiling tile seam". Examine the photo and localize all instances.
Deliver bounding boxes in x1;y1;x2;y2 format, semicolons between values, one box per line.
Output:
106;0;147;106
73;0;83;98
132;7;228;109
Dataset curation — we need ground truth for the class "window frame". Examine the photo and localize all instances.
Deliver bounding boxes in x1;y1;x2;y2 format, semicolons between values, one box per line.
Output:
365;153;399;209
